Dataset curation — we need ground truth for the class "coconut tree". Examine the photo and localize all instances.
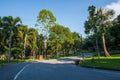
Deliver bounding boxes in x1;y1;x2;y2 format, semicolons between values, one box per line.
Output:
2;16;22;63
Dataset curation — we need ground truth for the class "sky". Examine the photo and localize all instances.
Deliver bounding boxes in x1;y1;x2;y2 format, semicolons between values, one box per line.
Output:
0;0;120;37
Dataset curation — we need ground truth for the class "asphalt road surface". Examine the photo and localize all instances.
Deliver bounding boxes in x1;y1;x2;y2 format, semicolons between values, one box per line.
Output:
0;58;120;80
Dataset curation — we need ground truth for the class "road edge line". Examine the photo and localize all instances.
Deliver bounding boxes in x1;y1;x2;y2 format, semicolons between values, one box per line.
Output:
13;64;30;80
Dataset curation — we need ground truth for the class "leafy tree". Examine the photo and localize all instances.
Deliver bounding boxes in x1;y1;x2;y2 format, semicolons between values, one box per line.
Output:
83;34;102;52
49;24;74;57
49;24;64;57
37;9;56;58
109;15;120;50
72;32;80;54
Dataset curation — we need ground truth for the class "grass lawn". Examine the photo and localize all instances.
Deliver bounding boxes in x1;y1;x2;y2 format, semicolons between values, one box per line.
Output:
80;54;120;70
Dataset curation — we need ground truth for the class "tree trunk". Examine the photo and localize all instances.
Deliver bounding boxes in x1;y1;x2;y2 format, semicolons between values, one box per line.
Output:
95;38;100;59
57;41;58;57
8;35;12;63
102;33;110;57
44;38;47;58
23;34;27;59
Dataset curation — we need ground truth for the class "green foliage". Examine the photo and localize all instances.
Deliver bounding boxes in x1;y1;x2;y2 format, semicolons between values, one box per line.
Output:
37;9;56;36
37;9;56;23
17;25;38;58
84;5;115;57
109;15;120;50
48;24;74;57
0;8;119;60
80;57;120;70
85;5;114;34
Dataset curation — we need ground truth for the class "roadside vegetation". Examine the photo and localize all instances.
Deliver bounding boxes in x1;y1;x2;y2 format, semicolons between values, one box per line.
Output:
80;5;120;71
80;53;120;70
0;5;120;69
0;59;37;66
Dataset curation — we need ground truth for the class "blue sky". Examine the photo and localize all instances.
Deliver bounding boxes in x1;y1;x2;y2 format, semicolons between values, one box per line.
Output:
0;0;120;37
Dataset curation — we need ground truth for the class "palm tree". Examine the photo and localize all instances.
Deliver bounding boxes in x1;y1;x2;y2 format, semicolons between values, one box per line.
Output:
18;26;38;59
96;8;114;57
0;17;9;58
84;5;100;58
2;16;22;63
27;28;38;58
18;25;28;59
85;5;114;57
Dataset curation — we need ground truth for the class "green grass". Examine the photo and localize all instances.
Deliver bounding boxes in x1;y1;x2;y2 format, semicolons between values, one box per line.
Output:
80;57;120;70
0;59;37;67
111;53;120;57
0;59;25;66
0;60;7;66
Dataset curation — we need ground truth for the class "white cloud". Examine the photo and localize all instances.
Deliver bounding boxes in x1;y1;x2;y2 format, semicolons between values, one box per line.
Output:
105;0;120;18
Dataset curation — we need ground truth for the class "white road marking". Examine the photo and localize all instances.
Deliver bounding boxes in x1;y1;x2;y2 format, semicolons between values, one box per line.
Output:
13;64;30;80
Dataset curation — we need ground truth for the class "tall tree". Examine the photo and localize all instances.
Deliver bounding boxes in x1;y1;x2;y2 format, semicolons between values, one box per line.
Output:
96;8;114;57
18;26;38;59
84;5;114;57
37;9;56;58
84;5;101;58
18;25;29;59
2;16;22;63
27;28;38;58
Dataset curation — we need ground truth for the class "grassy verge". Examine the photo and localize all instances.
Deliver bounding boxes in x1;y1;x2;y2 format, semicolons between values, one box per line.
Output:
80;56;120;71
0;59;37;67
0;59;22;67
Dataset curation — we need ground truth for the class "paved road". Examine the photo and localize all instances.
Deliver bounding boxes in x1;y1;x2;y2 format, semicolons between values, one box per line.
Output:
0;58;120;80
0;62;30;80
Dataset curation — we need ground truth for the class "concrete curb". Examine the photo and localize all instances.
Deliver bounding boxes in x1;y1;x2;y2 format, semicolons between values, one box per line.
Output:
79;65;120;71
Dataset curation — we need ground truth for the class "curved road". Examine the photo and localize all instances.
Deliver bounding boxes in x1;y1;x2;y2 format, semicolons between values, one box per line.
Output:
0;58;120;80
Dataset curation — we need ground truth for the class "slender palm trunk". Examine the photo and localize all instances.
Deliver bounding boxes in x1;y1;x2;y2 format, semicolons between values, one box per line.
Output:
102;33;110;57
95;38;100;60
23;34;27;59
8;35;12;63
